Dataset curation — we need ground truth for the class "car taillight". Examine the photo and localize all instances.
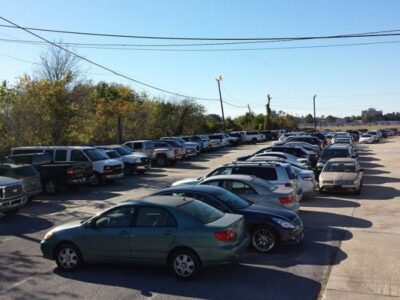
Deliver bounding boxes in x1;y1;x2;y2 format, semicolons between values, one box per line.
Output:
279;196;294;205
301;176;313;181
214;229;236;242
66;168;75;175
284;182;293;187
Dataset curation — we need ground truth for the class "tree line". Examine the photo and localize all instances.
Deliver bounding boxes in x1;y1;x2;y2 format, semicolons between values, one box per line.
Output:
0;46;300;156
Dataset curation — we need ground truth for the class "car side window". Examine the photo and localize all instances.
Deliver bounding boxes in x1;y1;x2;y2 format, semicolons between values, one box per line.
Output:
203;180;221;187
44;149;55;159
224;181;256;195
95;206;136;228
136;207;176;227
70;150;89;161
133;143;143;150
54;150;67;162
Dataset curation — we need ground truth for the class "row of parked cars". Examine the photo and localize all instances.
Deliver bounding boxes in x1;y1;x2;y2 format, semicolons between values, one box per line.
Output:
38;128;393;278
0;131;278;215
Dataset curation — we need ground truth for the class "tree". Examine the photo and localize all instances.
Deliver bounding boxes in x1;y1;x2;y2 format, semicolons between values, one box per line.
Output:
263;94;272;129
37;45;80;82
304;114;314;124
325;115;337;123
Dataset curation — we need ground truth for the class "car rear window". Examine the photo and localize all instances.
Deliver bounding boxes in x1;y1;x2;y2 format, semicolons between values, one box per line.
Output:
14;166;38;177
232;166;278;181
179;200;223;224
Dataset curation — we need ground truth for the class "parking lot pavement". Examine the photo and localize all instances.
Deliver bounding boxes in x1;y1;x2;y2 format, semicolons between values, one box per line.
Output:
321;138;400;299
1;138;399;300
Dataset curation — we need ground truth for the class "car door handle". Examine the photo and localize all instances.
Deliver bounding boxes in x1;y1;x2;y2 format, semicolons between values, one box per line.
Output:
164;230;173;236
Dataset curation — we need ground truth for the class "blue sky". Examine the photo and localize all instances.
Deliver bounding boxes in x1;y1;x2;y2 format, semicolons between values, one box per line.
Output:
1;0;400;117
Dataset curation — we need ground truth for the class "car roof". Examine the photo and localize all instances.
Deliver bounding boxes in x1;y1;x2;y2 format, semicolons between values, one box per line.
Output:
12;146;94;150
326;158;357;163
122;195;194;207
203;174;255;181
156;185;226;194
228;161;288;167
328;144;351;149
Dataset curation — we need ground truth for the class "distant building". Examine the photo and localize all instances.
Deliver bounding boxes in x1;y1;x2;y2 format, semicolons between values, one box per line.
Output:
361;108;383;122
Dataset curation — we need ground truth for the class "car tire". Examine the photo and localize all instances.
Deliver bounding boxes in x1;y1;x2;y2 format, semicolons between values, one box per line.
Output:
169;249;200;279
251;225;278;253
156;155;167;167
251;138;257;144
55;243;83;272
44;180;58;195
90;174;101;186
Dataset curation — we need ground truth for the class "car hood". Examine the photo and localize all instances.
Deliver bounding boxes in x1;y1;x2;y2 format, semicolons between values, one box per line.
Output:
123;154;147;161
0;176;22;185
126;153;147;158
52;220;82;233
171;177;202;186
104;158;123;166
241;203;298;222
320;172;358;182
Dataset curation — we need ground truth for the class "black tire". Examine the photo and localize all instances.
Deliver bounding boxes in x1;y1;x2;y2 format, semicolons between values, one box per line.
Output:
44;180;58;195
55;243;83;272
251;138;257;144
156;155;168;167
169;249;201;279
90;174;101;186
251;225;279;253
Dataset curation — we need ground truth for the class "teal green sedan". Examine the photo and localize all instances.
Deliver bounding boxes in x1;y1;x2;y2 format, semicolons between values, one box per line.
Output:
41;196;249;279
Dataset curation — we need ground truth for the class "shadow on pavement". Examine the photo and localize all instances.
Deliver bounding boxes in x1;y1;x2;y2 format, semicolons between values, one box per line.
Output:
301;196;360;208
55;262;321;300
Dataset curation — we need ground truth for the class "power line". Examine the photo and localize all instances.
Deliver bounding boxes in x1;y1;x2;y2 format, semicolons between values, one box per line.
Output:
1;23;400;41
1;37;400;52
0;16;218;102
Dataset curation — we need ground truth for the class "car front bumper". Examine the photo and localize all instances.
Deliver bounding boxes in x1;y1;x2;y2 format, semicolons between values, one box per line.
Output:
280;228;304;245
0;195;28;212
102;172;124;180
41;239;57;259
320;183;359;192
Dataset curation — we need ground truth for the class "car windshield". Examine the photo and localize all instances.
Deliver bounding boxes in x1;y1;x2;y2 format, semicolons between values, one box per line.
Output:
324;162;357;172
335;139;351;143
321;149;348;159
179;200;224;224
216;190;250;210
83;148;109;161
106;151;121;158
114;147;132;156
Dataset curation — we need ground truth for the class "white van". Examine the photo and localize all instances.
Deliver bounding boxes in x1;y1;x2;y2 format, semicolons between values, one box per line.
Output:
10;146;124;185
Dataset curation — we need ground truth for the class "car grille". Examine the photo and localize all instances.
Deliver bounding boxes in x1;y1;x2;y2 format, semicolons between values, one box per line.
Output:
324;180;354;185
2;184;23;199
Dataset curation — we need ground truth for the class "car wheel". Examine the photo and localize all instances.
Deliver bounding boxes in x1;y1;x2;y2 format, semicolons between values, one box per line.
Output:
251;138;257;144
156;155;167;167
169;249;200;279
44;180;57;195
90;174;101;186
55;243;83;271
251;225;278;253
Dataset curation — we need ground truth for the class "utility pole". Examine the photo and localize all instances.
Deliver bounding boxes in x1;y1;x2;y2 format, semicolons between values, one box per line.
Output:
247;104;252;114
216;75;226;131
117;116;123;144
313;94;317;131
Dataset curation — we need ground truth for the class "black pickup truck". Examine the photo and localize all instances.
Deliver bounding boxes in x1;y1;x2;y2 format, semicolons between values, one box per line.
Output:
5;153;93;194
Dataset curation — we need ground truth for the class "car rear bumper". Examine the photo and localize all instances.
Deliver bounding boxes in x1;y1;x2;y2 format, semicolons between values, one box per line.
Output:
200;234;250;266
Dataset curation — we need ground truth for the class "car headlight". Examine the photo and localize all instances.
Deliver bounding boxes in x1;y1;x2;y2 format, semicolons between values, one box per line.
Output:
353;180;359;184
272;217;296;229
44;231;54;240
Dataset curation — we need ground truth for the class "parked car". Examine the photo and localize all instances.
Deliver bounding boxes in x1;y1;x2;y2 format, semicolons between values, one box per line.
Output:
124;140;179;167
316;145;353;172
152;185;304;252
358;134;375;144
0;163;42;199
6;153;94;193
181;136;209;151
245;131;264;144
319;158;363;194
209;134;230;147
249;152;310;168
228;132;245;144
333;137;353;146
10;146;123;186
40;196;249;278
367;131;380;143
200;174;299;212
284;136;323;150
96;145;151;174
169;137;200;157
256;146;317;168
0;176;27;214
160;138;187;159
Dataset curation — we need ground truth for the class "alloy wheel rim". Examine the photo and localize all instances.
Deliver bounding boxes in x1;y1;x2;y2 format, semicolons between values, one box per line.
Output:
173;254;195;277
252;228;275;252
58;248;78;269
46;182;55;193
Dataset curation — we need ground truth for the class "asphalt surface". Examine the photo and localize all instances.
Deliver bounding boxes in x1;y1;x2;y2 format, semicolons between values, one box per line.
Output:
0;139;398;300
